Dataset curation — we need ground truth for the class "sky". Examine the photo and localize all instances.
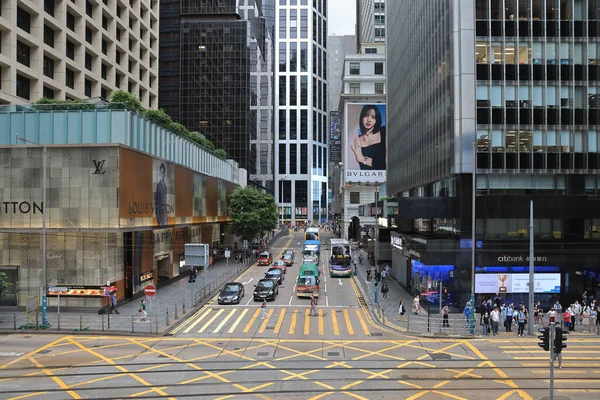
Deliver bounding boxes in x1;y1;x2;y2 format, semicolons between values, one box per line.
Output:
328;0;356;36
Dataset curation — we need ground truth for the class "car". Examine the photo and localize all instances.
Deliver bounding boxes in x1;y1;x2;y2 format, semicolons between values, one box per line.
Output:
253;278;279;301
217;282;245;305
272;260;287;274
257;251;273;266
265;268;284;285
283;249;295;258
282;254;294;267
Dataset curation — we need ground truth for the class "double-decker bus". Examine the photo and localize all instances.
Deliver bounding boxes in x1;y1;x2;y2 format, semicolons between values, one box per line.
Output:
305;227;320;241
329;238;352;277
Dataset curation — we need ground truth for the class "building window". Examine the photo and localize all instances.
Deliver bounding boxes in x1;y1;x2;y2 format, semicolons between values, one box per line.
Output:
102;39;108;55
115;73;121;88
16;41;30;67
301;9;308;38
43;86;54;99
44;0;55;16
16;75;30;100
43;56;54;79
301;144;308;174
279;144;286;174
279;42;286;72
66;68;75;89
279;76;286;106
349;83;360;94
301;76;308;105
86;1;93;17
279;9;286;39
116;28;121;41
66;41;75;60
101;63;108;80
67;12;75;31
116;51;121;65
86;27;93;44
349;62;360;75
85;53;92;70
84;79;92;97
375;14;385;25
375;82;384;94
44;25;55;47
374;62;384;75
101;88;108;99
116;5;122;18
17;7;31;33
102;14;108;30
365;47;377;54
350;192;360;204
300;110;307;139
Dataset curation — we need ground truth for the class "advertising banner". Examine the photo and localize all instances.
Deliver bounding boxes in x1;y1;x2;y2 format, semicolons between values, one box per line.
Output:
344;103;387;183
329;111;342;163
475;273;561;294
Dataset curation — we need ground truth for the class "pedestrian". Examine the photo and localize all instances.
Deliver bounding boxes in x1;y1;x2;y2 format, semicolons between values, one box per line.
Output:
442;305;450;327
310;294;318;317
138;300;147;321
547;308;556;326
590;302;597;330
260;299;268;319
582;307;591;333
381;282;389;300
385;264;391;276
505;304;514;332
398;300;406;322
533;301;541;327
381;267;387;283
491;307;500;336
481;312;490;336
517;308;527;336
366;268;371;281
108;292;120;314
463;303;472;328
413;295;420;315
567;305;575;331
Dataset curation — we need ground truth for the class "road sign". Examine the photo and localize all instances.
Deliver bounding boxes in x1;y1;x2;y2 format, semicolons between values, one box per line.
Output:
185;243;209;267
48;286;69;293
225;249;231;258
144;284;156;297
243;239;248;249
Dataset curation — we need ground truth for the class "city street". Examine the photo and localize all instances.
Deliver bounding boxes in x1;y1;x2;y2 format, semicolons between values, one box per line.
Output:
170;231;381;340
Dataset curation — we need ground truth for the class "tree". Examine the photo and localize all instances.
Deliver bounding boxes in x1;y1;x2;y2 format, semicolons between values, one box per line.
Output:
229;187;278;240
0;272;11;299
145;108;174;126
214;149;227;159
109;90;144;112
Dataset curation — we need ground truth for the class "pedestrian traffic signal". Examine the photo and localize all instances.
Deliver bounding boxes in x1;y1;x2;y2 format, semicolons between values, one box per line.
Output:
554;326;568;354
537;327;549;351
188;270;197;283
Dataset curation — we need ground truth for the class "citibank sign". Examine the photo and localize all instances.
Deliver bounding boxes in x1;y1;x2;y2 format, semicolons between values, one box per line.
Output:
391;235;403;250
497;254;548;263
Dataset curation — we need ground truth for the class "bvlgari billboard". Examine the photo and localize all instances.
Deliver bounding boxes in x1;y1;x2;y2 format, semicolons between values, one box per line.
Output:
344;103;387;184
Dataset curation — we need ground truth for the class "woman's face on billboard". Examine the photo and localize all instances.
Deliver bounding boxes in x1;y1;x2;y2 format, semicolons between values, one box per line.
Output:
362;108;377;133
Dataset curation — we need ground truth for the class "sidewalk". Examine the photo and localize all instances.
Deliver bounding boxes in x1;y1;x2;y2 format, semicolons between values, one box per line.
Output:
0;228;290;335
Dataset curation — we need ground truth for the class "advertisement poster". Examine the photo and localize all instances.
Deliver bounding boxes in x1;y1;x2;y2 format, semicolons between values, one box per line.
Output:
475;273;561;294
329;111;342;163
153;160;175;226
344;103;387;183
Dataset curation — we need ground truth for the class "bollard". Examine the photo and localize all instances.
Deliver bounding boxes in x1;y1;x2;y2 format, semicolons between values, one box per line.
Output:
427;312;431;333
108;313;111;330
131;315;134;334
36;312;39;330
182;300;186;314
79;315;83;331
13;313;16;330
453;319;456;335
382;309;385;324
102;314;105;332
155;316;159;335
166;309;170;326
57;314;60;331
407;314;411;332
175;304;179;320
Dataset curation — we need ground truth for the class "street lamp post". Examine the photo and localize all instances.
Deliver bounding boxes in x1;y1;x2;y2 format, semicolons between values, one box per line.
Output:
470;141;476;335
280;179;284;227
17;137;48;326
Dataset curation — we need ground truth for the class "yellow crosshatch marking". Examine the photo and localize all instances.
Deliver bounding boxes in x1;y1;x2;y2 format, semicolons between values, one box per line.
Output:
288;309;298;334
213;308;237;333
198;308;224;333
343;309;355;336
273;307;287;334
304;308;311;335
228;308;248;333
331;309;340;336
243;308;261;333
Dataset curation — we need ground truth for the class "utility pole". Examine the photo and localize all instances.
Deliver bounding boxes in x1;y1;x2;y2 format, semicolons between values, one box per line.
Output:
470;142;476;334
528;200;534;336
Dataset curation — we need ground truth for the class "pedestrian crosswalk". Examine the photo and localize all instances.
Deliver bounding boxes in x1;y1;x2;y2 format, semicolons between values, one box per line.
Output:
175;306;373;337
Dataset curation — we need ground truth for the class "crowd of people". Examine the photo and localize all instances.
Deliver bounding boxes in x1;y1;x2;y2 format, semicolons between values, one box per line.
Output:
463;292;600;336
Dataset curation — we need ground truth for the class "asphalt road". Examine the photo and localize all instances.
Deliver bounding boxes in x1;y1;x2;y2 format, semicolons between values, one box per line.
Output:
169;231;380;340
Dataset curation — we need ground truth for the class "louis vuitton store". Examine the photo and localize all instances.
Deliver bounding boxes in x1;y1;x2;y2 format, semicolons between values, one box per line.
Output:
0;144;238;308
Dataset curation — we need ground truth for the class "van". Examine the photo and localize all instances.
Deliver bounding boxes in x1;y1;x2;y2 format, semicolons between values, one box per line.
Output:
298;263;320;277
257;251;273;266
296;274;320;298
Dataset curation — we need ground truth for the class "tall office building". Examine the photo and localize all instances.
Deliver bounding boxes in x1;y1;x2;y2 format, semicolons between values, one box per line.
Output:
275;0;328;225
0;0;159;107
387;1;600;307
356;0;385;49
159;0;270;175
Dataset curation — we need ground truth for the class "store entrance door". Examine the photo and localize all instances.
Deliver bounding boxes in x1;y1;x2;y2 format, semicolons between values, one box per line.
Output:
0;266;18;306
125;265;134;299
156;256;171;287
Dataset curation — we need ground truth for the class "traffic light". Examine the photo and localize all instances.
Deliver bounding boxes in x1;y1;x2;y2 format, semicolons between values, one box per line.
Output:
188;269;197;283
537;327;549;351
554;326;568;354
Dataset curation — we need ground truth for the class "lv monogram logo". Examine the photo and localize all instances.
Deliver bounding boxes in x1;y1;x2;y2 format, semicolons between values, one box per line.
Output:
92;160;106;175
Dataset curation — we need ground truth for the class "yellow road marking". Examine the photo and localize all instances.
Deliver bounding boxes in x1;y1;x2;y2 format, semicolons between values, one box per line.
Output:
228;308;248;334
397;380;423;389
198;308;225;333
343;309;355;336
331;309;340;336
243;308;262;333
0;336;65;370
340;380;364;390
171;306;206;334
27;357;81;399
182;308;213;334
318;309;324;335
71;375;121;388
355;309;370;336
258;309;274;333
342;391;370;400
213;308;237;333
304;309;311;335
66;338;175;399
289;309;298;334
273;308;287;334
7;393;49;400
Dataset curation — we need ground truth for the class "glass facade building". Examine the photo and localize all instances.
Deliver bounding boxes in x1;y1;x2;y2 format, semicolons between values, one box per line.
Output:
275;0;328;225
387;0;600;309
159;0;272;176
